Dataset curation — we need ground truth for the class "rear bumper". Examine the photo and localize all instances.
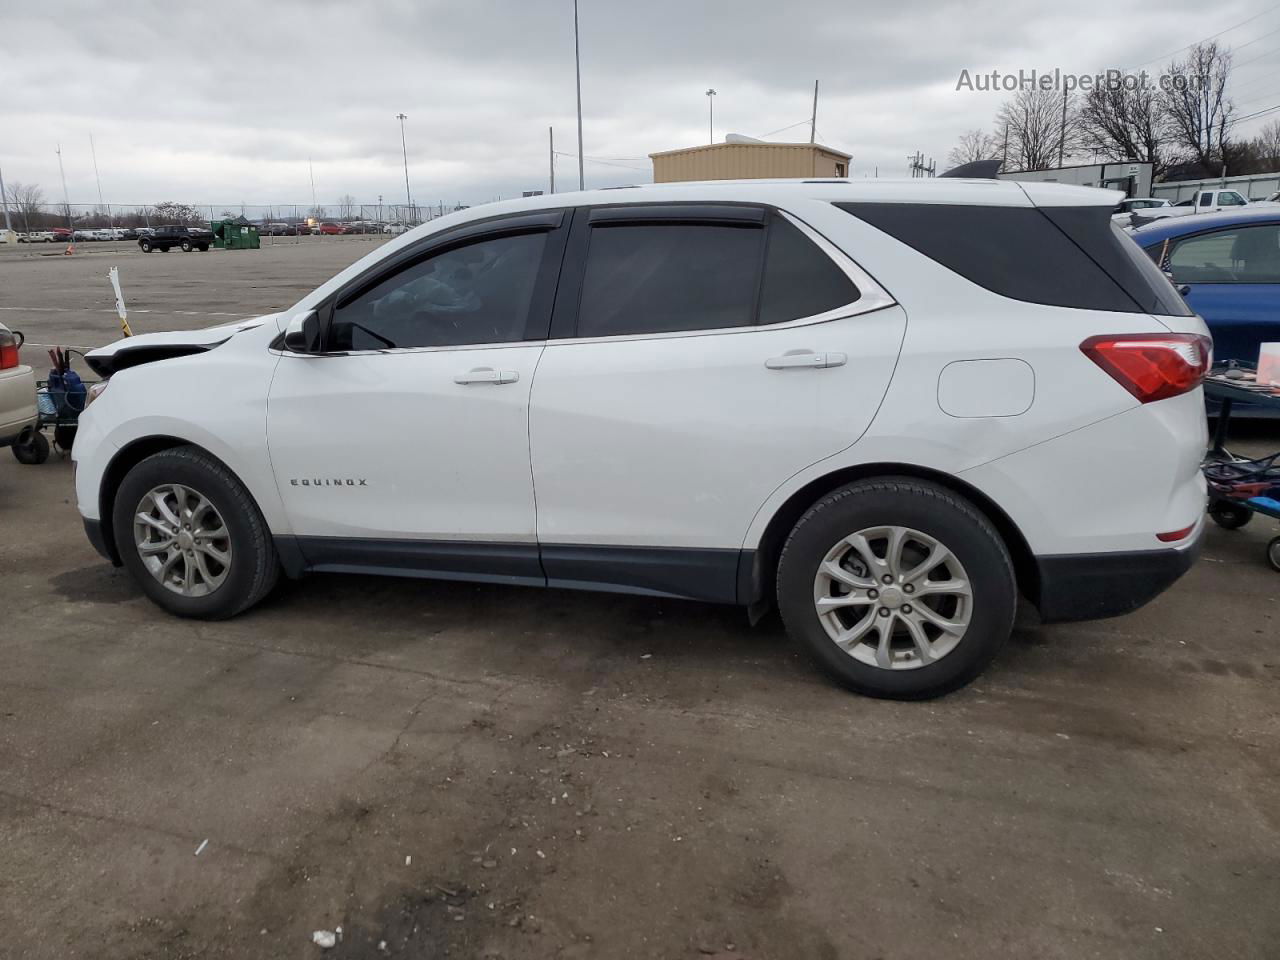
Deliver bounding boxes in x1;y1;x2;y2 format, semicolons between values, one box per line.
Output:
1033;525;1202;623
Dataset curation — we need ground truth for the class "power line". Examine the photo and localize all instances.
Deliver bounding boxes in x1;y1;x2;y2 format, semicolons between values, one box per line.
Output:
1127;5;1280;70
1231;41;1280;71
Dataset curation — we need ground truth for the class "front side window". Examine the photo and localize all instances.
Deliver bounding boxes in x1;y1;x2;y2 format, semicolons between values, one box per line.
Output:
1167;224;1280;283
1220;192;1247;207
329;231;547;350
577;223;763;337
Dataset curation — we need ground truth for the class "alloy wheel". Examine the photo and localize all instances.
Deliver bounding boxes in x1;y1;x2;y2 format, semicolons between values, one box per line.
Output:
812;525;972;670
133;484;232;597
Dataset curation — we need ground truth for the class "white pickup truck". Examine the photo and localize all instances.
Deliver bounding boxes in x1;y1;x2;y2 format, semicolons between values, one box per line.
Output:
1134;188;1250;222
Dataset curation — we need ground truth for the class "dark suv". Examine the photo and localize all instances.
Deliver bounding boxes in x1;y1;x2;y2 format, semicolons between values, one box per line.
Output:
139;224;213;253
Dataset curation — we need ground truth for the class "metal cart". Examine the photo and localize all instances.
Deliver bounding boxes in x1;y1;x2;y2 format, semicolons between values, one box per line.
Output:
11;348;93;465
1202;362;1280;571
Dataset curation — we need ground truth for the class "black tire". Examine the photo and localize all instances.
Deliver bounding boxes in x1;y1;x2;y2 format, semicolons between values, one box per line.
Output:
776;478;1016;700
1267;537;1280;573
111;446;279;619
139;239;152;252
180;239;193;252
11;428;49;465
53;424;77;450
1209;500;1253;530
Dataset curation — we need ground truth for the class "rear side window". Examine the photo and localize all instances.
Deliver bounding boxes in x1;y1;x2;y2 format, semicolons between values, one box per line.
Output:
758;216;860;324
837;202;1191;315
577;223;763;337
1166;224;1280;283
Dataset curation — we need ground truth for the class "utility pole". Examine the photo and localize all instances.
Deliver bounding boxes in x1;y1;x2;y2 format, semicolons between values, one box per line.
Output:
1058;86;1068;168
1002;121;1009;169
573;0;585;190
0;165;12;234
56;144;73;234
89;132;111;227
810;80;819;144
309;157;317;215
396;113;412;215
549;126;555;194
706;88;717;144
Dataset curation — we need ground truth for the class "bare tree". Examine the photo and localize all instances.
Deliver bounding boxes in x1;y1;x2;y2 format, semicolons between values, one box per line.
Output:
1078;80;1170;177
6;181;45;232
1250;119;1280;168
1161;41;1234;176
997;88;1077;171
152;201;206;225
947;129;999;168
337;194;356;219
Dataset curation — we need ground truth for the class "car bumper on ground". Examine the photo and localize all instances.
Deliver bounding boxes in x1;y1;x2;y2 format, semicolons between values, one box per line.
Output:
1033;521;1204;623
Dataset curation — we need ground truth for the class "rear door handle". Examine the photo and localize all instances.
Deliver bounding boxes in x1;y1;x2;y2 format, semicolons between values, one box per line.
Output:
454;367;520;385
765;350;847;370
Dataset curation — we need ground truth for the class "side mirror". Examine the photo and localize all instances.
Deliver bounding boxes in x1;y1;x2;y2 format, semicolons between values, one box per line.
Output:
282;311;321;353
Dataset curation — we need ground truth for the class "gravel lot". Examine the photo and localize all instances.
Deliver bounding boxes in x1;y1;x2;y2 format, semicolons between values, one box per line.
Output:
1;241;1278;959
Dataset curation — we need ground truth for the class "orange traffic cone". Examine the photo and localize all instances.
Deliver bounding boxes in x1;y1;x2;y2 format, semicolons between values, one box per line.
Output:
63;243;75;255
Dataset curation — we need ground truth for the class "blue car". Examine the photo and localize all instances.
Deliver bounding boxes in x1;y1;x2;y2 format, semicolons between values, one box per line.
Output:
1130;206;1280;365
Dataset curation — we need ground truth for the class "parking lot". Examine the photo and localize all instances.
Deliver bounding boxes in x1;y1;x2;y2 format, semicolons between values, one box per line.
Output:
1;242;1278;959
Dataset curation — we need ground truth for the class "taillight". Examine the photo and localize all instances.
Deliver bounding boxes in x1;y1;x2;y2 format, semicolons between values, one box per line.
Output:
1080;333;1212;404
0;330;18;370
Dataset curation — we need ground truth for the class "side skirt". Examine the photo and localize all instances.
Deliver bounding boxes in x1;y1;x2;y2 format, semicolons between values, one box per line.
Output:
275;536;749;604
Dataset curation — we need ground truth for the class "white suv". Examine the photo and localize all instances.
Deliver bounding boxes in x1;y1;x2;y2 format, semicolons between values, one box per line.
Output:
73;179;1210;699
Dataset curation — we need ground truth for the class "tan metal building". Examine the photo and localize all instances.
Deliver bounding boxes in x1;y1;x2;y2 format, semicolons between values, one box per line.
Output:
649;142;851;183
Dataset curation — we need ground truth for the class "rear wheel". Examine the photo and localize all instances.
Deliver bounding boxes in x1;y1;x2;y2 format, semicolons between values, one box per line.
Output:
180;239;193;252
1267;537;1280;573
777;478;1016;700
1209;500;1253;530
112;446;279;619
11;428;49;465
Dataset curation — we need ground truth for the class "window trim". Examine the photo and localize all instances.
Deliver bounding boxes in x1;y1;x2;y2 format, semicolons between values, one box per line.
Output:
308;209;570;356
1159;221;1280;286
548;203;895;346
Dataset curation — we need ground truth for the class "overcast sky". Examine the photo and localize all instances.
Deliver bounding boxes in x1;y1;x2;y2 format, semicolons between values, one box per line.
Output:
2;0;1278;211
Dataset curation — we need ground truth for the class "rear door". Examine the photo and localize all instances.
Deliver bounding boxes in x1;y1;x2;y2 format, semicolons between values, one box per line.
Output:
527;203;905;601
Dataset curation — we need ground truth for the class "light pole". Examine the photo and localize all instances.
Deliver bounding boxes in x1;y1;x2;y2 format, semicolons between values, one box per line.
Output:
705;88;717;145
573;0;585;191
396;113;412;221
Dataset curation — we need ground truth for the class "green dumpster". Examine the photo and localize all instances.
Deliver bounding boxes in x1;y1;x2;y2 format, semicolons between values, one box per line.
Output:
210;216;261;250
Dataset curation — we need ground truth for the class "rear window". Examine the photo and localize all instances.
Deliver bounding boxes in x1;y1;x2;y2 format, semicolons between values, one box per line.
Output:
837;202;1191;316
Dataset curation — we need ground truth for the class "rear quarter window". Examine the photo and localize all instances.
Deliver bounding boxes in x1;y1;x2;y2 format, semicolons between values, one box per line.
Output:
837;202;1191;316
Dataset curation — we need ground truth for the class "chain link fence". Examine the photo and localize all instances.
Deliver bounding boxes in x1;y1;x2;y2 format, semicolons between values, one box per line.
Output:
2;201;476;239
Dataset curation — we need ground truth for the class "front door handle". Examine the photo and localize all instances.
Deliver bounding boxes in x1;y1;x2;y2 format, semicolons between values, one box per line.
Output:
454;367;520;385
765;350;847;370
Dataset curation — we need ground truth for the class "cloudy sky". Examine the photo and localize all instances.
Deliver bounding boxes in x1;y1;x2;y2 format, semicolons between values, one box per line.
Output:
2;0;1278;212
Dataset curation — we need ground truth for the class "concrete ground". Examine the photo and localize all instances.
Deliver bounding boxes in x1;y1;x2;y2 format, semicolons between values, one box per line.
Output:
1;243;1278;960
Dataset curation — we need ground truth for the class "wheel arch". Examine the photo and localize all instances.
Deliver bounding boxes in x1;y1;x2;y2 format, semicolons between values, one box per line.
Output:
740;462;1039;614
97;436;236;565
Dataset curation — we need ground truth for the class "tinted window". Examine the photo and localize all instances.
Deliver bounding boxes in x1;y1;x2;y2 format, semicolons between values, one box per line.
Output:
1221;192;1246;206
577;223;762;337
1043;208;1194;316
330;232;547;350
1199;193;1213;207
838;202;1154;313
759;216;859;324
1167;225;1280;283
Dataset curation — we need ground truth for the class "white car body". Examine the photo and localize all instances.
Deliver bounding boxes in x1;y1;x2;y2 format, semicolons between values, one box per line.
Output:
0;323;37;448
72;178;1211;697
1137;189;1250;222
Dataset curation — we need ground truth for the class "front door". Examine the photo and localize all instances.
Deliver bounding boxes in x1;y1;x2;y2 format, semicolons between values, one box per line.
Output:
267;213;567;579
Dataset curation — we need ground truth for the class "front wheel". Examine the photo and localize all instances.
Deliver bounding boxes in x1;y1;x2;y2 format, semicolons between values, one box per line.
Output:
139;239;152;252
112;446;279;619
1267;537;1280;573
776;478;1016;700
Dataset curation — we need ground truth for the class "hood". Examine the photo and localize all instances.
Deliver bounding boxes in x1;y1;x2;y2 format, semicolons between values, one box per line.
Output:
85;314;277;377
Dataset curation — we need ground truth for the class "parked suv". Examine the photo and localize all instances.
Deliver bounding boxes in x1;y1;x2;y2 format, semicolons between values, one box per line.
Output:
139;224;213;253
72;180;1210;698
